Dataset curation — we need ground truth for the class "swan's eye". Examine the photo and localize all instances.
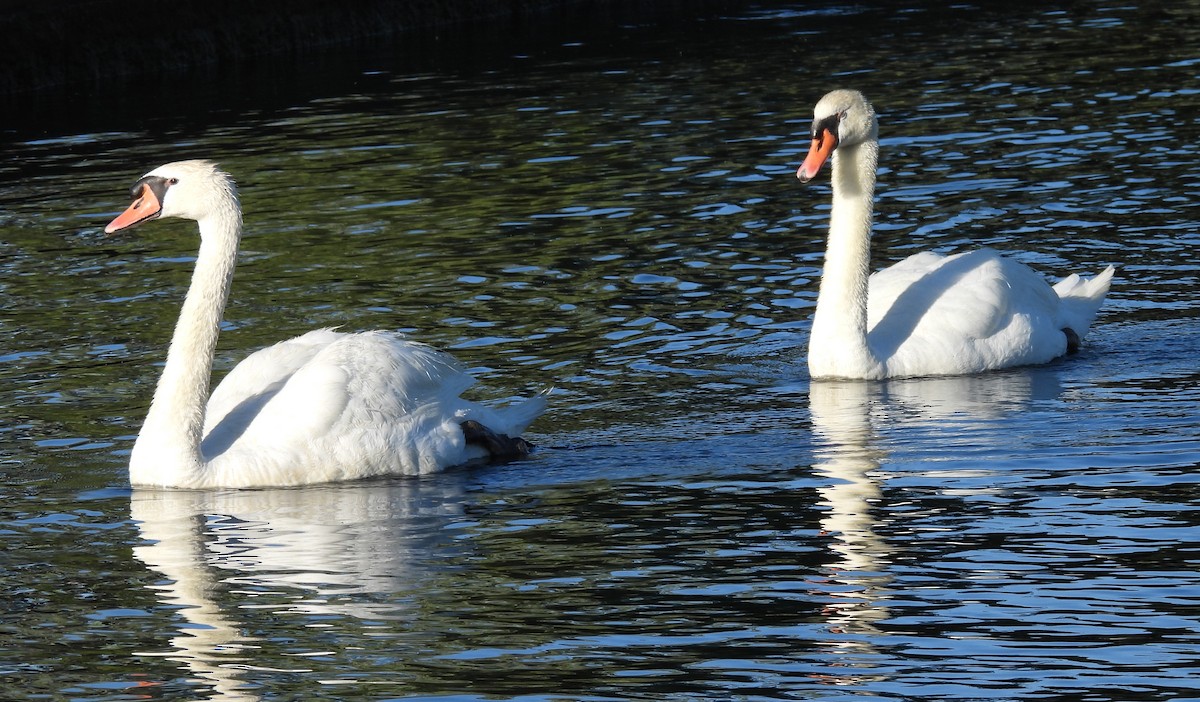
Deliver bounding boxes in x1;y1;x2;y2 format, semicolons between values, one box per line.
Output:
168;178;179;186
813;114;841;141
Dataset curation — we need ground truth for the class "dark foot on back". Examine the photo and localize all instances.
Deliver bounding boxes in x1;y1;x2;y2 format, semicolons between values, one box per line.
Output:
460;420;534;462
1063;327;1082;354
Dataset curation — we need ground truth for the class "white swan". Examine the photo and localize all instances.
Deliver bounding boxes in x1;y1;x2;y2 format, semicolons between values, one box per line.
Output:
797;89;1115;380
106;160;547;489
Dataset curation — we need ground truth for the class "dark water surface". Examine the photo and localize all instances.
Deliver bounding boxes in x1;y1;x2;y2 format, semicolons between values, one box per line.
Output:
2;2;1198;700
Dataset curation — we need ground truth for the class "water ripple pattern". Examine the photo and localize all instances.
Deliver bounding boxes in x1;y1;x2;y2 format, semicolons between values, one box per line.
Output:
0;1;1197;700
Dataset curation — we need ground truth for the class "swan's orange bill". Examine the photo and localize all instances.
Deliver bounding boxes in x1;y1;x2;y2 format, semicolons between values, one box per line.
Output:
105;183;163;234
797;128;838;183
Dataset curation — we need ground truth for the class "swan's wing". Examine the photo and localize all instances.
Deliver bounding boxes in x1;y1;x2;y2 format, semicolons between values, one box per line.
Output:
325;331;477;418
200;330;548;482
870;249;1060;337
203;331;477;461
204;328;344;435
866;251;949;330
867;249;1063;374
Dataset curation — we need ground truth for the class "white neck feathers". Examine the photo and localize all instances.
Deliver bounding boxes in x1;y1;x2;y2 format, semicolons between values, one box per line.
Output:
129;204;241;487
808;139;881;379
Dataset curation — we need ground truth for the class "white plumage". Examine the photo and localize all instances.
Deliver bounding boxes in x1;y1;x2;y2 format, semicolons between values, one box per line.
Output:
106;160;546;489
797;90;1114;380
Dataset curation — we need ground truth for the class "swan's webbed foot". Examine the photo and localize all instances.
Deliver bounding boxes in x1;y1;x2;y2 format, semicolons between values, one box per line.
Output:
1063;327;1082;354
460;420;534;462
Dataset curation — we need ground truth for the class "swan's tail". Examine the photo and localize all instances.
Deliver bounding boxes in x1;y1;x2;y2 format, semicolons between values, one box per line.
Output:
499;388;551;435
1054;265;1115;339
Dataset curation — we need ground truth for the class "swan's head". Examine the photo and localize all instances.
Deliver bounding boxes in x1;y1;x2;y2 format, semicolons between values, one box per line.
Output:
796;89;878;183
105;160;238;234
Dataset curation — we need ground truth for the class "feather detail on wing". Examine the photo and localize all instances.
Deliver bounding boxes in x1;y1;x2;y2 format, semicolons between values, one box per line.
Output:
865;249;1066;377
204;328;344;436
201;330;476;465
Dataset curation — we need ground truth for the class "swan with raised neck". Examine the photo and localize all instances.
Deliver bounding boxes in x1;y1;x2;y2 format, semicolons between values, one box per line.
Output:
797;90;1114;379
106;160;546;488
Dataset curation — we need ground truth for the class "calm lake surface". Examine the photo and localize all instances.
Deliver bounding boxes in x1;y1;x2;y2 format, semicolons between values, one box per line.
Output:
2;1;1198;700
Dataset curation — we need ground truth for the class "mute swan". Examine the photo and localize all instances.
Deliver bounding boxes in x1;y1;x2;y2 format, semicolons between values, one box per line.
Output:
797;89;1114;380
106;160;547;489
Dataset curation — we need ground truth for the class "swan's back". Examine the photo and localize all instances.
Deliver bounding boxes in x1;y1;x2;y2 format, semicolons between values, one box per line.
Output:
204;328;346;433
865;249;1114;378
198;329;537;486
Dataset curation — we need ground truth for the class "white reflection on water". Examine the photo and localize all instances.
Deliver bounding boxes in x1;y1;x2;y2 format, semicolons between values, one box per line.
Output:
130;478;466;699
807;369;1069;647
809;380;891;642
2;0;1199;698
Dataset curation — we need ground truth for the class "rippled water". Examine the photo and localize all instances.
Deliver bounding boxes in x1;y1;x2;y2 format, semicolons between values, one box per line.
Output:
2;1;1199;700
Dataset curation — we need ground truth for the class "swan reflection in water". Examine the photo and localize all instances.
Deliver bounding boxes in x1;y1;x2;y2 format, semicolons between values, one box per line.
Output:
128;367;1069;697
808;369;1064;644
130;477;468;700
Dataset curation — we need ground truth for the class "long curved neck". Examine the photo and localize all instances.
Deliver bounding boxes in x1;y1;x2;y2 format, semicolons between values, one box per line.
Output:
130;206;241;486
809;139;880;377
